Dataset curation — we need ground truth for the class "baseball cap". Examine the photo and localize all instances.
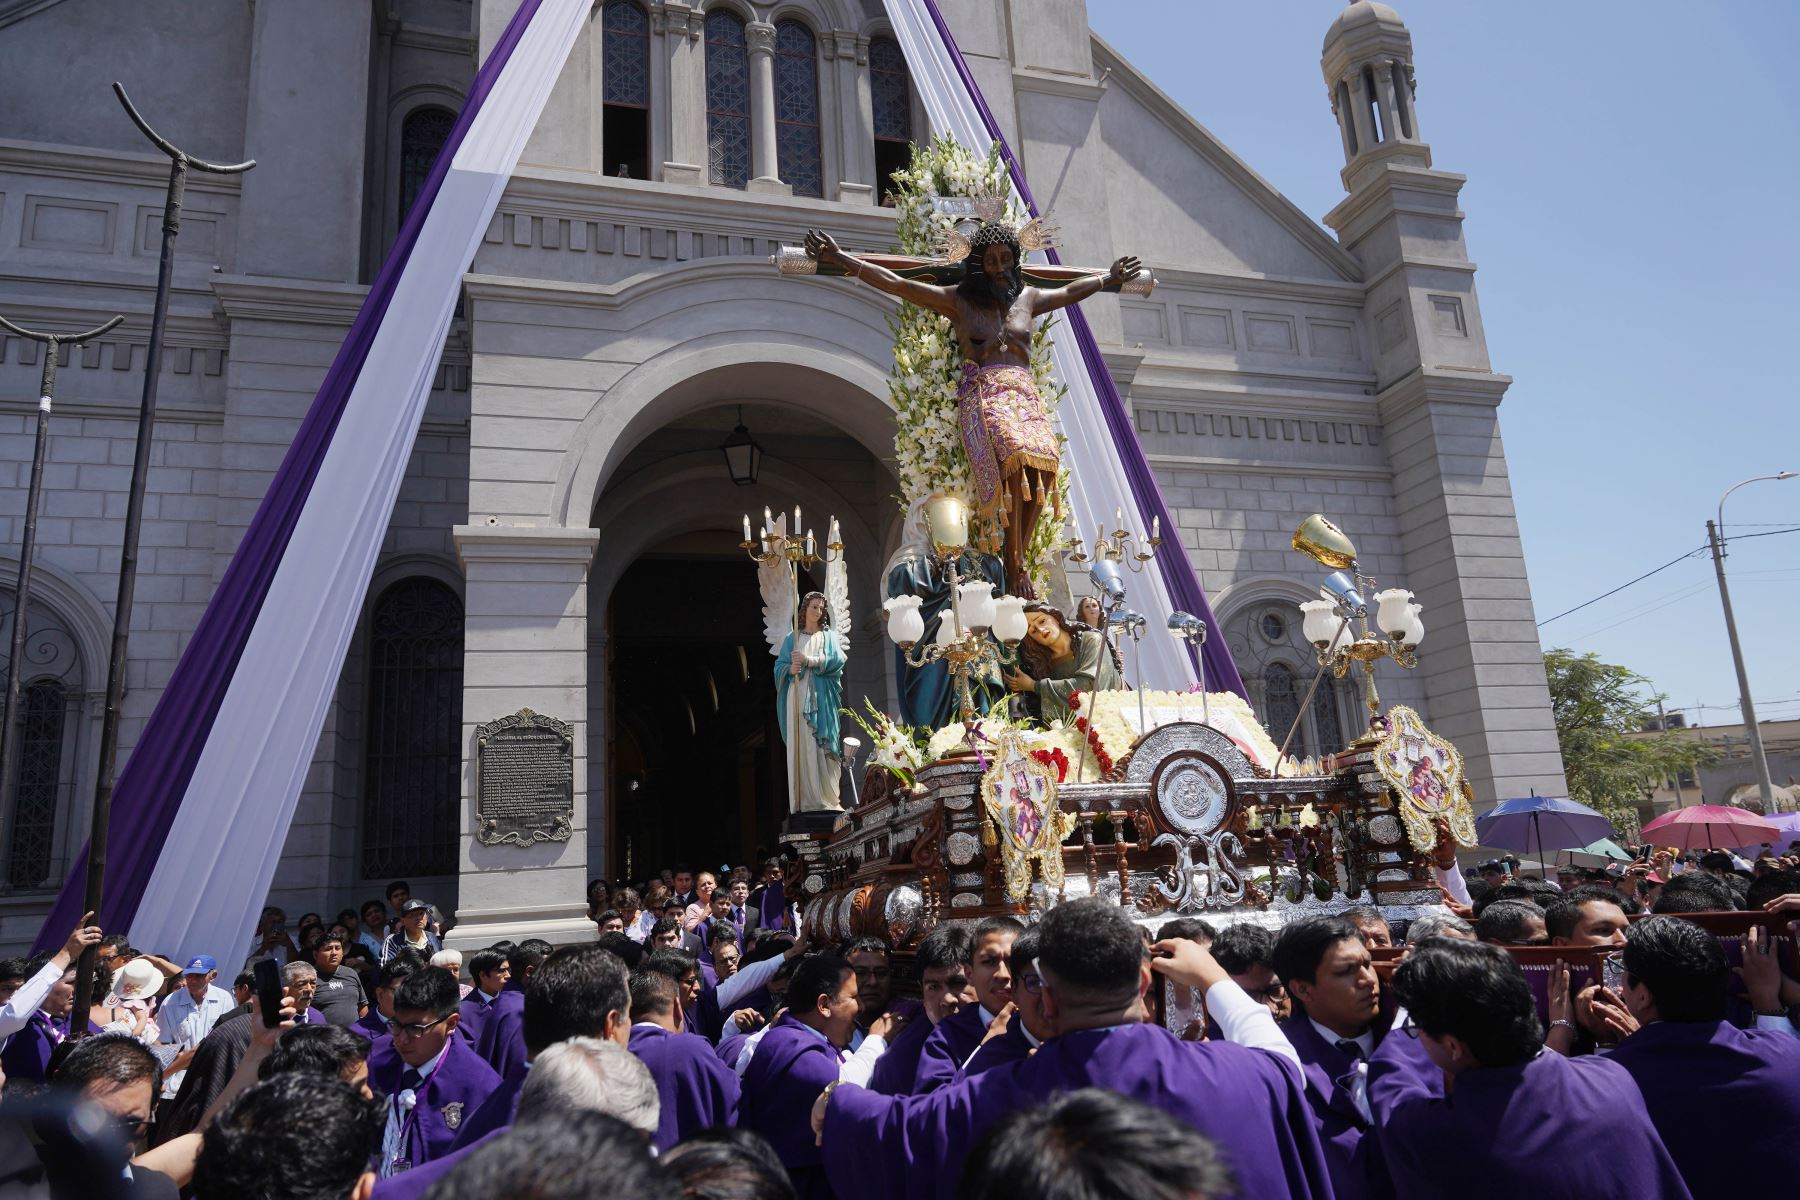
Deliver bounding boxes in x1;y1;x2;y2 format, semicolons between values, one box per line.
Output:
401;899;431;915
1477;859;1507;873
182;955;217;975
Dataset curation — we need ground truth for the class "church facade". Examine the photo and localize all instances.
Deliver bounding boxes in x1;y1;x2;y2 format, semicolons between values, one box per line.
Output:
0;0;1564;951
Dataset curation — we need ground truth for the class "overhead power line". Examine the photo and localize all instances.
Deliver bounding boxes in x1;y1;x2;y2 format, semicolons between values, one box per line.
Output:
1537;525;1800;631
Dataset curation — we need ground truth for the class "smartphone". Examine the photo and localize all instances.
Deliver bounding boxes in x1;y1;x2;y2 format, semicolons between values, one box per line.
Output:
253;958;284;1028
1636;844;1653;862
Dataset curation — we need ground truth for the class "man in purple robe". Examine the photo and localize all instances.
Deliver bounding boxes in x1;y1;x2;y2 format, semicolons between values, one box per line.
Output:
449;942;634;1150
368;966;500;1178
868;926;972;1095
1370;938;1691;1198
739;953;862;1200
628;958;740;1150
456;948;510;1047
474;943;544;1078
816;899;1334;1200
0;954;79;1084
963;928;1047;1077
351;956;418;1045
1272;916;1390;1200
1604;916;1800;1199
912;915;1021;1093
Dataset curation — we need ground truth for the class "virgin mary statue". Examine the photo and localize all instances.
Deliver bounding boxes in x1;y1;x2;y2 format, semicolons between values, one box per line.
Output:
774;591;847;812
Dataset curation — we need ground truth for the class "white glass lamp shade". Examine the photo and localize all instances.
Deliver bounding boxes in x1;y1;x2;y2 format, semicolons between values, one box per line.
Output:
958;582;996;631
1329;621;1356;655
1299;599;1338;646
1373;588;1415;638
991;596;1027;643
935;611;961;647
1402;603;1425;648
883;595;925;645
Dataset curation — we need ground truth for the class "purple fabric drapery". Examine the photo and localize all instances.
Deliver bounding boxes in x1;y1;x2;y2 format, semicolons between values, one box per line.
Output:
917;0;1245;698
34;0;551;951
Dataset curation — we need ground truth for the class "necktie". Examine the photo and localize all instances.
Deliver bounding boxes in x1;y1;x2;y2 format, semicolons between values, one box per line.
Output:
1335;1039;1366;1063
732;906;743;925
399;1068;423;1094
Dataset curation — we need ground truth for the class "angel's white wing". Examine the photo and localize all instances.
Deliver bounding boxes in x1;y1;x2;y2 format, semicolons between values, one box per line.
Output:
759;514;794;657
825;523;851;658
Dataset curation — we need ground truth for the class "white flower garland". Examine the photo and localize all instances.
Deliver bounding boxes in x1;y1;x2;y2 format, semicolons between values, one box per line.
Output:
886;135;1069;591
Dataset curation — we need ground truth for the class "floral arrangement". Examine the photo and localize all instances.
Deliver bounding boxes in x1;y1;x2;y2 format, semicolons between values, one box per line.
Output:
1065;689;1302;778
841;698;926;786
885;135;1069;592
1030;746;1071;783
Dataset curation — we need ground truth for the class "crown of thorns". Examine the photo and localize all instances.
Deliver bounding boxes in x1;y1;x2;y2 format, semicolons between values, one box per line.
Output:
932;185;1057;263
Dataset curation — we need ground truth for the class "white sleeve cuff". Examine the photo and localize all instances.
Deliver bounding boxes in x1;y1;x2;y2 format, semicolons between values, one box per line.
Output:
1433;864;1473;907
838;1034;886;1086
1205;978;1300;1067
1753;1012;1799;1039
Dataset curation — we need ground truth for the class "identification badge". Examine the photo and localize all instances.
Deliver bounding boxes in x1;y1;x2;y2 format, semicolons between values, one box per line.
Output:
442;1102;463;1130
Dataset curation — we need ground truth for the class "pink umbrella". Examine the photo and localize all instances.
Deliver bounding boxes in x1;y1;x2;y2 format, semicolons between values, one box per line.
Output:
1640;804;1780;851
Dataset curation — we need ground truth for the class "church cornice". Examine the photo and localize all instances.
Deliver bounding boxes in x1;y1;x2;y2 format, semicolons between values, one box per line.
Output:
504;168;899;237
1089;35;1363;284
1147;264;1365;305
210;277;368;326
1374;365;1511;424
0;138;246;196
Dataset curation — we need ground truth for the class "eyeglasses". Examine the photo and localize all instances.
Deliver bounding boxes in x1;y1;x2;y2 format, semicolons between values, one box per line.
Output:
851;967;892;981
1243;983;1288;1004
1016;974;1045;996
392;1014;452;1040
111;1113;150;1139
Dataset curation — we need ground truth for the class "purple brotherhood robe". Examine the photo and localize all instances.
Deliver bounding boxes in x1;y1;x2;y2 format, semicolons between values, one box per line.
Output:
474;985;526;1077
739;1014;843;1200
370;1131;498;1200
910;1003;987;1093
351;1010;390;1043
457;990;500;1047
629;1023;742;1151
867;1013;935;1095
1368;1029;1691;1199
450;1062;527;1149
1282;1016;1390;1200
823;1022;1334;1200
1605;1019;1800;1199
369;1037;502;1170
961;1012;1033;1078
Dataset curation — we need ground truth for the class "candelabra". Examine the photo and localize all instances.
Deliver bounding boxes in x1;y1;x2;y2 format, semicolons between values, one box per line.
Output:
883;495;1027;728
1063;507;1162;576
741;504;843;816
1281;514;1426;770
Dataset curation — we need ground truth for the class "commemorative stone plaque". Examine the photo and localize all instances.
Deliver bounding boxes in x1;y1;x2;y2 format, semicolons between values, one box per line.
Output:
474;708;574;847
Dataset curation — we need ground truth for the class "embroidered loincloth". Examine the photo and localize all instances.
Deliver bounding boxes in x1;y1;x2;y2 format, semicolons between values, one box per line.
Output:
957;363;1059;509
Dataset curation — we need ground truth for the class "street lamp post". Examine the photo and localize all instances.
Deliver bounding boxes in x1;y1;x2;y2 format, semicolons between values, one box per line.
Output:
1708;470;1796;814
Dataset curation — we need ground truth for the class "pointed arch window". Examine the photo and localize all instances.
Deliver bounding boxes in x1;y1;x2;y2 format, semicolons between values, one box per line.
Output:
705;10;751;189
869;35;912;201
398;107;456;226
602;0;651;179
362;578;464;878
774;20;822;197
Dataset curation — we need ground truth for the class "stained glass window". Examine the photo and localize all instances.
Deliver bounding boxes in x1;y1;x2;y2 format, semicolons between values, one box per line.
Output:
870;36;911;141
362;578;464;878
774;20;821;197
1262;663;1302;762
8;681;65;890
399;107;456;226
1310;672;1345;757
705;11;751;189
603;1;649;106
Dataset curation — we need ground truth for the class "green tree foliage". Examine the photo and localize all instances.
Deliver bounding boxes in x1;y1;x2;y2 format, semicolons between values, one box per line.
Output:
1543;648;1717;826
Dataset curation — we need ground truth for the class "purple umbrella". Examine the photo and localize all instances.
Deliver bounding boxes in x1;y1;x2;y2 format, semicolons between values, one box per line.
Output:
1475;796;1615;869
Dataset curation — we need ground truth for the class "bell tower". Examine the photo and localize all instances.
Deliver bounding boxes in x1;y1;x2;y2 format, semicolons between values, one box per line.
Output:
1320;2;1568;808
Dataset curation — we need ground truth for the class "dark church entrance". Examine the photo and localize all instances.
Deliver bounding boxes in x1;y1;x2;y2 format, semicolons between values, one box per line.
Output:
605;549;818;880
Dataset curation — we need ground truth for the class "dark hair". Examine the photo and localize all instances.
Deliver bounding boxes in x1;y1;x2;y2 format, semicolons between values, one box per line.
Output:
643;947;699;983
1653;873;1738;913
1272;917;1362;988
516;939;555;976
1698;851;1735;873
798;590;831;630
1471;883;1543;918
595;908;625;928
659;1126;795;1200
787;954;852;1016
469;949;509;981
0;956;26;984
597;931;647;971
916;925;973;972
24;950;61;979
361;899;387;917
392;966;459;1019
840;935;891;960
615;888;642;911
193;1074;376;1200
650;916;683;942
258;1023;369;1083
1543;890;1628;941
1036;899;1145;1000
1007;927;1042;980
973;915;1026;947
708;922;743;950
1622;916;1729;1022
630;967;680;1020
1474;900;1545;945
425;1107;675;1200
52;1032;162;1098
1391;940;1541;1067
1341;905;1391;935
1155;917;1217;945
98;934;133;957
1209;923;1275;975
234;970;256;990
1745;868;1800;910
957;1088;1232;1200
375;954;423;991
524;944;631;1054
314;931;345;950
956;224;1025;312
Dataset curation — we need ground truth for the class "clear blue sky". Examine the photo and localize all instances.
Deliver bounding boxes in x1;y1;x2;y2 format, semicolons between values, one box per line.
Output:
1088;0;1800;727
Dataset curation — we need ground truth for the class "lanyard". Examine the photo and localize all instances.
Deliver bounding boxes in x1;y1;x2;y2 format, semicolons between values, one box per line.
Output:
386;1045;447;1173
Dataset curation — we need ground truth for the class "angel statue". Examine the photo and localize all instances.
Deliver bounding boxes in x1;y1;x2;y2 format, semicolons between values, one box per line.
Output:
759;517;852;814
798;199;1145;597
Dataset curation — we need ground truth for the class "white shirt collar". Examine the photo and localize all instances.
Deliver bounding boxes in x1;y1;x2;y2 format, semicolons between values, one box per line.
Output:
1308;1016;1374;1057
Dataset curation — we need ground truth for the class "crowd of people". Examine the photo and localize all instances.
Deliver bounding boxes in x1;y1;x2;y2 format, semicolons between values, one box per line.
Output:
1;844;1798;1200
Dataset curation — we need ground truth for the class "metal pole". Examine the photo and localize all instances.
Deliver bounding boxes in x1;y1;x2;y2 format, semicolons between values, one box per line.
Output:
1706;519;1776;816
0;314;122;892
69;85;253;1027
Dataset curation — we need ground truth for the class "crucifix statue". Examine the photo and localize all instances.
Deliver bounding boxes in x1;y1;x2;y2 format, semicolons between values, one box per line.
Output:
794;208;1147;597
